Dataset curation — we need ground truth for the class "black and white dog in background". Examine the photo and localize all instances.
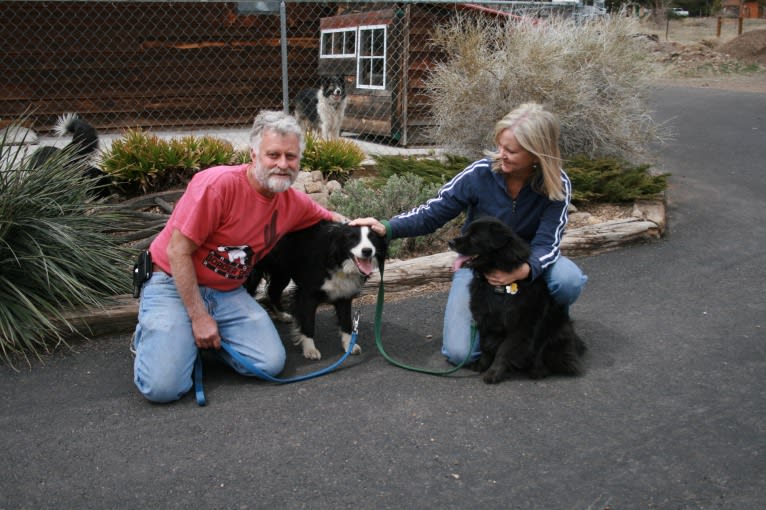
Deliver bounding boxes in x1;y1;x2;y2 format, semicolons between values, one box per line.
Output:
293;75;347;139
29;113;110;198
245;220;386;360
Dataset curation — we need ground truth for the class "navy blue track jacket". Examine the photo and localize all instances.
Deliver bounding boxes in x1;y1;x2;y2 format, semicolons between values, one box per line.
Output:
388;158;571;282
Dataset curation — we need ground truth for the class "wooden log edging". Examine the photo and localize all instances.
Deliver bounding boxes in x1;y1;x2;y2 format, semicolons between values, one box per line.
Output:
64;199;665;337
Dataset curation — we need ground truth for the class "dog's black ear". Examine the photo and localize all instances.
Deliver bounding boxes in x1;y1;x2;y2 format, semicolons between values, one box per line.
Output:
323;222;346;261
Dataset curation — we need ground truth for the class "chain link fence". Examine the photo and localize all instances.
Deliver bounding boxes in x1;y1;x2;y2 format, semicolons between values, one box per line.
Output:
1;0;597;146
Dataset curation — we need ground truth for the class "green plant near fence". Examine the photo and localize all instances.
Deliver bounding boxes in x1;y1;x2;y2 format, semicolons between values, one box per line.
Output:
301;130;366;183
100;130;240;196
100;130;367;195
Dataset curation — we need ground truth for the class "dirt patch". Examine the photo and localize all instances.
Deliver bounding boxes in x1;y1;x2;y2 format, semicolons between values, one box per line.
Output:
642;18;766;92
718;28;766;66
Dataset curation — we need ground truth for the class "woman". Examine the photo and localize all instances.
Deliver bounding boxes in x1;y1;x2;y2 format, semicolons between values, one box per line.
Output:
351;102;587;365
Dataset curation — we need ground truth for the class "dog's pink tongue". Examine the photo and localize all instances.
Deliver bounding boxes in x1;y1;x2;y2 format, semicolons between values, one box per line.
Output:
355;257;373;276
452;254;473;272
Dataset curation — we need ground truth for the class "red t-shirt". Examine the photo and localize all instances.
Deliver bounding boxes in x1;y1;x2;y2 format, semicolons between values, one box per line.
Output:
149;164;332;291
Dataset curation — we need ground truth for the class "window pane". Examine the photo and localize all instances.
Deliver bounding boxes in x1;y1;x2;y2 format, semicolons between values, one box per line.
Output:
372;28;385;55
343;31;356;55
321;32;332;55
360;30;371;56
332;33;342;54
371;57;384;86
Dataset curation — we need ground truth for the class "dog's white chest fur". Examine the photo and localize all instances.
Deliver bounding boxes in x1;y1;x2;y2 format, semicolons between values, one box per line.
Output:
321;227;377;300
316;89;346;139
321;261;366;301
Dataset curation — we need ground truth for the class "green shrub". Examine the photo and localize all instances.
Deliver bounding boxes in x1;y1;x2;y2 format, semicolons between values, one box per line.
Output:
1;124;136;367
100;130;238;196
372;154;471;186
330;173;461;258
566;155;669;204
300;130;366;183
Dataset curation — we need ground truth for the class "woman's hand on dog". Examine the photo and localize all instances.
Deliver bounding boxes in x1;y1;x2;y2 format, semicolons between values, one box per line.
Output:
349;217;387;237
484;263;530;286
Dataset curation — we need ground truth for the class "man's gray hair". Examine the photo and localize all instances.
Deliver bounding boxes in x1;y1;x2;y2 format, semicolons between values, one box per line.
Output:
250;110;304;158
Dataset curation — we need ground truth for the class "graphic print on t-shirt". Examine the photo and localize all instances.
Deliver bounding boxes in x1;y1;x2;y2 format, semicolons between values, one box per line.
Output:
202;245;255;280
251;210;279;266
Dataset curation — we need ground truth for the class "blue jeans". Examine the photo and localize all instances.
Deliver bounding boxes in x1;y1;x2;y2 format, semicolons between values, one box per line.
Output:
132;272;285;403
441;256;588;365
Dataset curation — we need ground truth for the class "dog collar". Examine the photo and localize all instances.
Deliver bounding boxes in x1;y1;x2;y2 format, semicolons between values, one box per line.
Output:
493;283;519;295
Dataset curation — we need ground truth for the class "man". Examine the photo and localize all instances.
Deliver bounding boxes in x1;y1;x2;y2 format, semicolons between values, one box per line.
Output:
132;110;346;403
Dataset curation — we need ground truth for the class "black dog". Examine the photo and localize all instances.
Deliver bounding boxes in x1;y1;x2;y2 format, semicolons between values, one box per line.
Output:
29;113;110;198
245;220;386;360
449;217;585;383
293;75;347;139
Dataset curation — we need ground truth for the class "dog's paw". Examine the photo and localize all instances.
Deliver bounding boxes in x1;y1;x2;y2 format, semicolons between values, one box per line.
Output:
482;368;505;384
296;335;322;360
302;344;322;360
341;332;362;355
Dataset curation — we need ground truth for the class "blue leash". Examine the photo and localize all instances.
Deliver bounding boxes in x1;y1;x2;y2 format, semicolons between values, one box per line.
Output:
193;310;361;406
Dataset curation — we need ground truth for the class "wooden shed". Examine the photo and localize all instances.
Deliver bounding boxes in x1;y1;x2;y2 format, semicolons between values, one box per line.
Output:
317;3;511;146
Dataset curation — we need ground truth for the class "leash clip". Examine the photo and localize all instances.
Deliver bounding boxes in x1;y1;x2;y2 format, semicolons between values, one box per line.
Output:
352;309;361;334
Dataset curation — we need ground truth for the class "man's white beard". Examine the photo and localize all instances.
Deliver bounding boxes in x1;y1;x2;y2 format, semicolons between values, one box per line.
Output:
255;161;296;194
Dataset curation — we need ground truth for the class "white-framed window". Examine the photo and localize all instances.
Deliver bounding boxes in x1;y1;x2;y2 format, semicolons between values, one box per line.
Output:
356;25;386;90
320;28;356;58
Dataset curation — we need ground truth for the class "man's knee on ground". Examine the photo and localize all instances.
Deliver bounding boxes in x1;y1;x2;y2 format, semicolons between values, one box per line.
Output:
134;372;191;404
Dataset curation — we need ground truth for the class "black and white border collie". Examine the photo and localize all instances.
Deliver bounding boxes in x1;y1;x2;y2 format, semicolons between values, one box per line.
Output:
293;75;347;139
29;113;110;198
245;220;386;360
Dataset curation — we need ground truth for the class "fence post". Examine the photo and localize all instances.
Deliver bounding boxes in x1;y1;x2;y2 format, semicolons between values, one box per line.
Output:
738;16;743;36
280;0;289;113
716;16;722;37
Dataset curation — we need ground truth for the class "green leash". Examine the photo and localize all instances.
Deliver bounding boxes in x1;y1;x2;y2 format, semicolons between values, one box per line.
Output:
373;278;478;375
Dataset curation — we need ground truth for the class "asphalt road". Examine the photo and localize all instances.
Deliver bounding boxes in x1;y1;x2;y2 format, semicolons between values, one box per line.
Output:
2;86;764;509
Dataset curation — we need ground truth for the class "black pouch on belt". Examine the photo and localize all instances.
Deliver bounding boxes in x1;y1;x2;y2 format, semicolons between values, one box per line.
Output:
132;250;153;298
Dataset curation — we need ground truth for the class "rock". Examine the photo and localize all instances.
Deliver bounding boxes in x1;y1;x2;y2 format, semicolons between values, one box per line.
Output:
304;181;325;194
326;180;342;194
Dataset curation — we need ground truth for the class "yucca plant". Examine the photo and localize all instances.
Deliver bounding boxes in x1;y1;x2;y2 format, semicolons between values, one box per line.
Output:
0;122;135;367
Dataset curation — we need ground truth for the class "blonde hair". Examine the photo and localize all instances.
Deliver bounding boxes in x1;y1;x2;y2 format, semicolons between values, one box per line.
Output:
489;103;565;201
